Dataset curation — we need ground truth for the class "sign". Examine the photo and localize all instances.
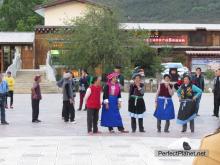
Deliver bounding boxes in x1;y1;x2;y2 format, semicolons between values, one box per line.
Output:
191;58;220;71
144;35;188;45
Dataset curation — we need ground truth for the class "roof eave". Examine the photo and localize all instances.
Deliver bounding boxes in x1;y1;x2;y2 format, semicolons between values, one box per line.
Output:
34;0;99;11
35;8;45;17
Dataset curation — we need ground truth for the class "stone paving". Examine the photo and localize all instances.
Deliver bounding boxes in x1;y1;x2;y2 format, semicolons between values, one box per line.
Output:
0;93;219;165
2;93;219;138
0;136;200;165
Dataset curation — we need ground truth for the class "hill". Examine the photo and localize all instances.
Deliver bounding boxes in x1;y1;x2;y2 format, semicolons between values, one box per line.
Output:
97;0;220;23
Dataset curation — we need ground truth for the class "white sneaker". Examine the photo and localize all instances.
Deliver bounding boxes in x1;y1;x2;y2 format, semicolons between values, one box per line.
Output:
71;121;77;124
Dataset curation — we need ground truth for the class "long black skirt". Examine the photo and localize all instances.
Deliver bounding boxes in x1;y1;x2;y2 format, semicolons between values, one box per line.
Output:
177;99;196;125
128;97;146;118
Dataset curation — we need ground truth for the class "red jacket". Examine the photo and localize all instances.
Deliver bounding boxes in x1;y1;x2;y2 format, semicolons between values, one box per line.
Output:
86;85;102;110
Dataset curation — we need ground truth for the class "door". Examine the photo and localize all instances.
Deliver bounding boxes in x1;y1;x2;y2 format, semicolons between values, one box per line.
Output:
21;46;34;69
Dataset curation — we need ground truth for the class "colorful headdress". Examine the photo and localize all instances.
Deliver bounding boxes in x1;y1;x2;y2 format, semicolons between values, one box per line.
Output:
132;66;145;79
107;72;119;80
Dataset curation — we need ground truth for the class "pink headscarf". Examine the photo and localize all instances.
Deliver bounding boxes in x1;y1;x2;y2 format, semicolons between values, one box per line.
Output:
107;72;120;96
107;72;119;81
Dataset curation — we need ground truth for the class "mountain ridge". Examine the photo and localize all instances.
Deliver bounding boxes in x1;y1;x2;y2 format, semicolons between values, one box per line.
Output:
96;0;220;23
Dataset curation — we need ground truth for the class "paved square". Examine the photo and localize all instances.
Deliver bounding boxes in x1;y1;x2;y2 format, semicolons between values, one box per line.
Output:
0;93;219;165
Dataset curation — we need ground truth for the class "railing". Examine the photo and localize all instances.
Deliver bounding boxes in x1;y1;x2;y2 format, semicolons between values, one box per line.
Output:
6;51;22;77
46;51;57;82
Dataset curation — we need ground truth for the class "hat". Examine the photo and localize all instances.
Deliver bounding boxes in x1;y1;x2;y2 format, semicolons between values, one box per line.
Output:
107;72;119;80
34;75;41;81
132;73;141;80
63;72;72;79
132;66;145;78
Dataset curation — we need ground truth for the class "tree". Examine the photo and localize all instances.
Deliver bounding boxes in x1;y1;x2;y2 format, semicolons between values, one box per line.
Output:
130;42;163;77
0;0;49;31
204;69;215;90
59;7;163;77
60;7;131;74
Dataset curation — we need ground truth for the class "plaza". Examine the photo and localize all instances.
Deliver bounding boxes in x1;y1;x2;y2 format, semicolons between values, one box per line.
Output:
0;93;219;165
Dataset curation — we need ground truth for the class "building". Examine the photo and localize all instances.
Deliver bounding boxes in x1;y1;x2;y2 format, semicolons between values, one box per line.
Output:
35;0;99;26
34;1;220;71
0;32;34;72
123;23;220;71
1;0;220;73
33;1;220;71
34;0;100;69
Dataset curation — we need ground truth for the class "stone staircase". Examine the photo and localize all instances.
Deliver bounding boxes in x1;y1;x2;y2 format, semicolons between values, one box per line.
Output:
14;70;59;94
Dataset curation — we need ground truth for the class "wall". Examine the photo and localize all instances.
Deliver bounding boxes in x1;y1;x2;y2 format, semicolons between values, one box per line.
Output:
44;1;89;26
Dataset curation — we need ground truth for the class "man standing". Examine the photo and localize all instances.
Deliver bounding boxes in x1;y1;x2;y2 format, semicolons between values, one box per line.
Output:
78;69;90;111
192;67;205;116
114;65;124;90
0;73;9;125
31;75;42;123
213;69;220;118
62;73;76;123
4;71;15;109
57;71;76;119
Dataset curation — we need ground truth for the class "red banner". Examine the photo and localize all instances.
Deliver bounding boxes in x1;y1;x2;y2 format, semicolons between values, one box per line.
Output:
144;35;187;44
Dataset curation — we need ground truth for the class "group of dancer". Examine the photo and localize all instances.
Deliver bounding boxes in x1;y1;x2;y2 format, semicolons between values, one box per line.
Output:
83;66;206;134
84;69;147;134
53;66;220;135
1;64;219;136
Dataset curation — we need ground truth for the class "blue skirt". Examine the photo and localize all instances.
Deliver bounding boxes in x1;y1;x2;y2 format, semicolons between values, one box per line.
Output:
154;97;175;120
101;96;123;127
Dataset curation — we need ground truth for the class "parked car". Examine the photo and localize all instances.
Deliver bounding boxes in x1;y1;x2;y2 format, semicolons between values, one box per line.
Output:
161;63;189;77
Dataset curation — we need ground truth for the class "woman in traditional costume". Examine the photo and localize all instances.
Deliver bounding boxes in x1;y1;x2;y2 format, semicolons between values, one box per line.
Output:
154;74;175;133
128;73;146;133
101;72;128;133
177;75;202;133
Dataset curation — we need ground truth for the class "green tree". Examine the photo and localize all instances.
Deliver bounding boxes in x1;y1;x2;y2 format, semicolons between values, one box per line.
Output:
130;42;163;77
60;7;131;74
204;69;215;80
0;0;49;31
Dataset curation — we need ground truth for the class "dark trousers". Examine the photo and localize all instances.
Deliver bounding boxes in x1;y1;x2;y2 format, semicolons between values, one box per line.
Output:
182;119;194;132
131;117;144;131
157;119;170;131
195;94;202;114
7;91;13;106
108;126;124;131
63;101;75;121
79;93;86;110
32;99;40;121
214;94;220;116
87;109;99;133
0;97;6;122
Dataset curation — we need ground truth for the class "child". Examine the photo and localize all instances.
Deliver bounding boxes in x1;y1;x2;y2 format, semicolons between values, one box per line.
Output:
84;77;102;134
4;71;15;109
154;74;175;133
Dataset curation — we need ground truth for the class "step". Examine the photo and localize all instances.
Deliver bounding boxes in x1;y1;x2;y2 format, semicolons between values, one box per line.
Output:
14;69;58;94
